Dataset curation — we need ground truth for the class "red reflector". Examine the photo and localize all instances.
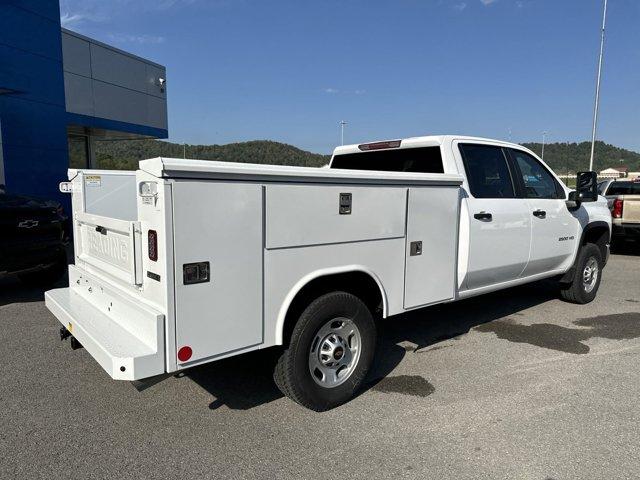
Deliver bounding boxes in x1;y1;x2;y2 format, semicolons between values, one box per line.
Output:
148;230;158;261
178;346;192;362
612;199;624;218
358;140;402;151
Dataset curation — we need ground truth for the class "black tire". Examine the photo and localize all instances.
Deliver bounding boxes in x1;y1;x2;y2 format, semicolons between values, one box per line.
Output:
18;250;67;288
560;243;603;304
274;291;376;411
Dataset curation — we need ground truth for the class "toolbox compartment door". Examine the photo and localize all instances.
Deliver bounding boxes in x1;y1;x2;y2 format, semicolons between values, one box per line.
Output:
404;186;459;309
171;181;263;365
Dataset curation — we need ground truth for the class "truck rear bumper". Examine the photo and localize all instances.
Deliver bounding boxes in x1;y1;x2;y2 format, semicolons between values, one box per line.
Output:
45;266;165;381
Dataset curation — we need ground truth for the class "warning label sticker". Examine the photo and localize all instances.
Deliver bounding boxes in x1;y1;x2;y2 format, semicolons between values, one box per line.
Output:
85;175;102;187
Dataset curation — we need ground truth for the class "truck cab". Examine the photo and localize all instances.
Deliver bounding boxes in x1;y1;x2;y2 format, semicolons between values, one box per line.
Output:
331;136;611;299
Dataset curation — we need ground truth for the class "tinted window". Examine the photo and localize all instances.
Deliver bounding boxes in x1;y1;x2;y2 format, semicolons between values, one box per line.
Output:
331;146;444;173
597;181;608;194
607;182;640;195
510;149;561;199
459;144;515;198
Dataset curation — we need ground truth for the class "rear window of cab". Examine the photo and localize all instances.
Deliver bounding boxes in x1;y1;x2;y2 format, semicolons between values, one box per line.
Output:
331;146;444;174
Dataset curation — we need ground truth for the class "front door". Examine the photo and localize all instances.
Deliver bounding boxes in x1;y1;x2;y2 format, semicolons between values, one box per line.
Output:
507;148;578;276
458;144;531;291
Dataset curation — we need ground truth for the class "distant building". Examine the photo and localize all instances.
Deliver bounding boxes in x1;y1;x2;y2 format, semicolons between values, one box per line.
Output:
0;1;168;203
599;166;629;179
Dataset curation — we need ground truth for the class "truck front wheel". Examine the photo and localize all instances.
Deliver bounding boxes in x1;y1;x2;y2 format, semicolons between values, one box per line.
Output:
560;243;603;304
274;291;376;411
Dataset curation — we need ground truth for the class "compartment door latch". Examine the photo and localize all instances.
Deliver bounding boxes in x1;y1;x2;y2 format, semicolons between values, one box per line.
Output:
339;193;352;215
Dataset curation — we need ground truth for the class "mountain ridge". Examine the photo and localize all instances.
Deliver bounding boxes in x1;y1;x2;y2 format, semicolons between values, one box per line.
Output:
94;138;640;173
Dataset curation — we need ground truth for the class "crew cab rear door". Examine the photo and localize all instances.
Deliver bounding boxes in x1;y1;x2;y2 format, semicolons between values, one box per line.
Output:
457;143;531;290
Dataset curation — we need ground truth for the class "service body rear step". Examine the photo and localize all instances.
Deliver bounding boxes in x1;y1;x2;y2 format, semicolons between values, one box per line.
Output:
45;265;165;380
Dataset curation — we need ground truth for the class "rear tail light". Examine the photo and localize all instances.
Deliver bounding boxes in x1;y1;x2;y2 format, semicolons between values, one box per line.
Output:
612;199;624;218
148;230;158;261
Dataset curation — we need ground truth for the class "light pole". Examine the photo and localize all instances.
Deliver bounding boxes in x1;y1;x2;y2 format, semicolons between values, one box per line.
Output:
340;120;347;146
542;131;548;161
589;0;608;171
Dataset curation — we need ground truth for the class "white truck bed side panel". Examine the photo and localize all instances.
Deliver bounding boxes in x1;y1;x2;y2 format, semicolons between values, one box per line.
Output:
171;180;263;366
264;238;407;346
265;185;406;249
404;187;459;308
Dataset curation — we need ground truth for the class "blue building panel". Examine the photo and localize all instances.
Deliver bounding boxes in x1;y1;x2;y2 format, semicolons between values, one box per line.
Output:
0;3;64;61
2;143;68;199
0;96;68;150
0;44;66;106
66;112;168;140
8;0;62;22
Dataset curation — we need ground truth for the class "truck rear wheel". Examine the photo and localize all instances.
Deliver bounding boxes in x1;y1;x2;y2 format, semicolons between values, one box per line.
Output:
274;291;376;411
560;243;602;304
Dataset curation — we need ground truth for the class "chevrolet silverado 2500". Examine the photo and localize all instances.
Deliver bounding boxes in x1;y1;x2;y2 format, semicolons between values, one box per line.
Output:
46;136;611;410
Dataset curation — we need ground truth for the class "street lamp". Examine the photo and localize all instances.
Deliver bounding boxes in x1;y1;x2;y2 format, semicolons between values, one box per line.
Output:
340;120;347;146
542;131;548;161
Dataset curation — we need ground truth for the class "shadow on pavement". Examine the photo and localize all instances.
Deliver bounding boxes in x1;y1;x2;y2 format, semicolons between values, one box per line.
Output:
187;280;561;410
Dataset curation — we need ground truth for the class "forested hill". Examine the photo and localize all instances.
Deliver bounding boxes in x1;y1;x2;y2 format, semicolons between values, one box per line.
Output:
521;141;640;174
94;139;330;170
94;138;640;174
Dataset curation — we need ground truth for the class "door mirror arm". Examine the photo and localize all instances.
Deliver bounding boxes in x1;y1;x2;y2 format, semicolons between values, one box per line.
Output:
565;190;580;210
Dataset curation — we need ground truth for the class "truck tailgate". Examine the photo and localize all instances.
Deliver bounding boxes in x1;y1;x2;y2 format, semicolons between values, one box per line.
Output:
75;211;143;285
622;195;640;224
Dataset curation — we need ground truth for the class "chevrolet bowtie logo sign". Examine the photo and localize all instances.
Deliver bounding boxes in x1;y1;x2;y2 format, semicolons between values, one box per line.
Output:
18;219;39;229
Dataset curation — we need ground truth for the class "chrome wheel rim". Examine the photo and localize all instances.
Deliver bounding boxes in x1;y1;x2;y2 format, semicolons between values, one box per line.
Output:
308;317;362;388
582;257;599;293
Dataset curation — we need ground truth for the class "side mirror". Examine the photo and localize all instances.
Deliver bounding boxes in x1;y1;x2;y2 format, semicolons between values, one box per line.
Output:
575;171;598;203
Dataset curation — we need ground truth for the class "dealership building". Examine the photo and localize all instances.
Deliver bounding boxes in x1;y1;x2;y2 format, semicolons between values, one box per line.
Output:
0;1;168;202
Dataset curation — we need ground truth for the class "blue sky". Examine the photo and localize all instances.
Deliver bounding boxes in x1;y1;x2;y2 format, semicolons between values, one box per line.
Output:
60;0;640;154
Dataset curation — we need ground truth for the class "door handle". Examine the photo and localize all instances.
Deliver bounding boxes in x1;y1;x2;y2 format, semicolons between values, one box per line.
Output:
473;212;492;221
532;209;546;218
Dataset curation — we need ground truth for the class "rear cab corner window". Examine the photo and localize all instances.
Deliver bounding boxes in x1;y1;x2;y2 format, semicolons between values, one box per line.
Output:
330;146;444;174
458;144;516;199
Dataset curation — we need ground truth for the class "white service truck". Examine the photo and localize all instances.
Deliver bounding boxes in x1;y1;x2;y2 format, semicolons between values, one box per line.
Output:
46;136;612;411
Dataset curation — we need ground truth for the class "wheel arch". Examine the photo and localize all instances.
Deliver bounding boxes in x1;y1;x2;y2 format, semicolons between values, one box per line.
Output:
275;266;388;346
581;220;611;264
560;220;611;284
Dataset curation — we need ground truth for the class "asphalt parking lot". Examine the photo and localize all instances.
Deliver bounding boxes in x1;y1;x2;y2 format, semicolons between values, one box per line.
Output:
1;251;639;480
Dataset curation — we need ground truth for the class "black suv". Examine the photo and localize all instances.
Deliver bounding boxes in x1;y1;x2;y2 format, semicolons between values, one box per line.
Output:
0;189;69;286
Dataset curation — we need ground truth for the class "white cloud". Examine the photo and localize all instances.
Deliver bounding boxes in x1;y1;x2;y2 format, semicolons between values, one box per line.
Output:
480;0;498;5
454;3;467;11
107;33;166;44
323;88;339;94
354;89;366;95
60;13;85;27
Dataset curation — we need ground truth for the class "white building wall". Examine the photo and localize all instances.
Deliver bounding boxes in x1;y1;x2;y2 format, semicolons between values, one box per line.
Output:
61;29;167;131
